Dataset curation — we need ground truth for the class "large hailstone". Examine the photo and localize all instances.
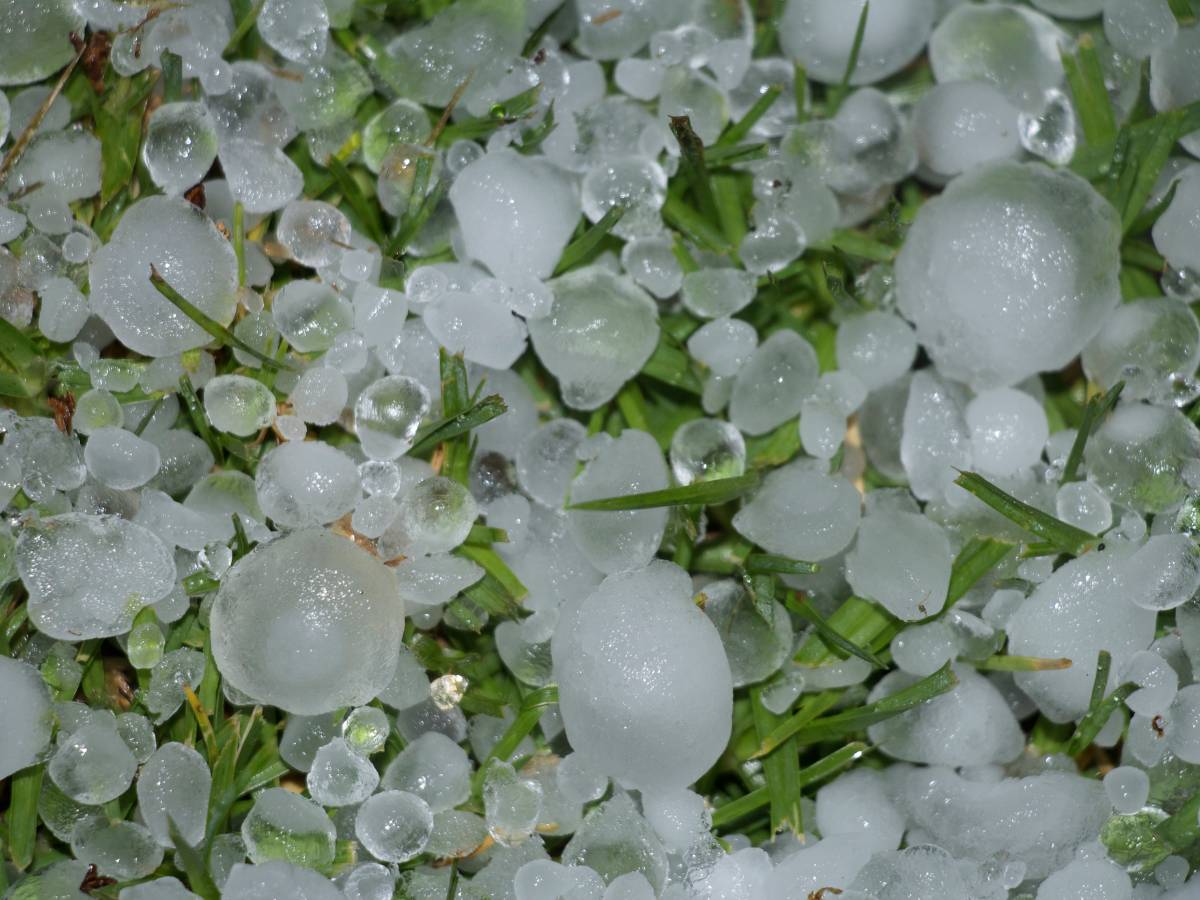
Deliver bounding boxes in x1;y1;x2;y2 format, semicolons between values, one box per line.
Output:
211;529;404;714
895;161;1121;390
551;561;733;792
89;196;238;358
0;656;53;780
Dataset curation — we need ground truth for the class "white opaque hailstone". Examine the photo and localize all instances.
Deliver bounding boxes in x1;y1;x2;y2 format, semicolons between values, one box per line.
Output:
1055;481;1113;534
816;768;905;855
1153;170;1200;276
0;205;25;243
1085;403;1200;515
1168;684;1200;762
482;759;543;847
552;561;733;792
901;370;973;503
341;863;396;900
891;620;957;676
89;196;238;358
556;753;609;805
83;427;161;490
1151;27;1200;158
835;311;917;392
1083;297;1200;403
273;281;354;353
528;267;660;411
380;731;470;812
1123;649;1180;717
49;722;137;805
37;276;89;344
449;149;581;283
291;366;349;426
966;388;1049;477
242;788;336;867
307;738;380;806
669;418;747;486
424;289;529;370
641;789;710;854
142;102;219;196
393;476;478;555
0;657;52;781
912;81;1021;182
16;513;175;640
1118;534;1200;611
779;0;935;85
137;742;211;848
203;375;275;437
277;200;351;269
70;817;163;881
567;430;669;574
275;414;306;443
211;529;403;715
219;138;304;214
687;318;757;377
255;440;361;528
516;418;587;508
846;510;952;620
728;330;820;436
1007;550;1157;722
1104;765;1150;814
257;0;328;61
896;161;1121;389
393;554;484;607
356;790;434;863
733;463;861;562
1105;0;1177;59
1035;858;1133;900
580;157;667;239
620;236;684;299
354;375;430;460
514;859;604;900
680;268;758;319
120;877;201;900
222;861;342;900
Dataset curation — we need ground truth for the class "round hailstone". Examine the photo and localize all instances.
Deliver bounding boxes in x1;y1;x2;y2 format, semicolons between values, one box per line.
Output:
393;476;478;555
686;318;757;377
355;791;434;863
210;529;403;714
354;375;430;460
137;742;211;848
528;267;660;411
142;102;219;196
1036;859;1132;900
1154;170;1200;277
272;281;354;353
911;81;1021;183
362;99;430;173
203;375;275;437
845;511;953;621
669;418;747;486
1083;297;1200;403
276;201;351;269
255;440;361;528
83;427;161;490
680;268;758;319
0;0;83;86
49;723;137;805
895;161;1121;390
728;330;820;435
516;418;587;508
241;788;335;867
16;513;175;640
732;463;861;562
307;738;380;807
965;388;1049;478
291;367;348;426
0;656;52;780
1084;403;1200;515
1106;0;1178;60
89;196;237;357
257;0;329;61
779;0;935;85
552;561;733;792
835;311;917;392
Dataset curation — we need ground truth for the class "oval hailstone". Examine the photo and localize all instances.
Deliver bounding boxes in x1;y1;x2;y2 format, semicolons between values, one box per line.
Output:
733;463;861;562
211;529;403;714
895;161;1121;390
255;440;361;528
89;196;238;357
552;561;733;792
16;514;175;640
0;0;83;86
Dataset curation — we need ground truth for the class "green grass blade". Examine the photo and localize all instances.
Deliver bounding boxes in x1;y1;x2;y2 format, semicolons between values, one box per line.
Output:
1167;0;1197;24
825;1;869;115
567;472;760;511
669;115;718;223
6;765;42;870
1061;35;1117;147
973;654;1073;672
471;685;559;794
718;85;782;147
663;194;733;254
1066;650;1134;755
750;686;804;836
953;470;1098;555
170;817;221;900
825;228;897;262
641;331;704;395
1061;381;1124;483
178;374;224;466
785;592;886;669
408;394;508;458
943;537;1016;611
553;205;626;276
0;317;46;398
744;554;820;576
326;154;386;246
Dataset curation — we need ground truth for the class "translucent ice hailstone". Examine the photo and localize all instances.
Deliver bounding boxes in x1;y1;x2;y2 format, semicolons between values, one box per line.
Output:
393;553;483;607
1084;403;1200;514
203;375;275;437
70;817;163;880
393;476;478;555
779;0;936;85
424;288;529;369
1117;533;1200;611
355;790;433;863
680;268;758;319
835;310;917;391
1151;27;1200;158
701;580;792;687
307;738;380;806
687;317;757;377
222;861;342;900
896;161;1121;389
16;513;175;640
568;430;669;574
89;196;237;357
483;759;543;846
273;281;353;353
1007;550;1157;722
211;529;403;714
0;0;82;86
0;657;52;780
354;375;430;460
580;156;668;239
83;427;161;489
449;149;581;283
516;418;587;508
142;102;219;195
1036;858;1132;900
255;440;361;528
913;81;1021;183
257;0;328;61
733;462;861;562
816;768;905;855
1153;169;1200;274
380;732;470;812
1104;765;1150;814
966;387;1049;477
1084;297;1200;403
846;510;952;620
728;330;820;435
137;742;211;848
291;366;348;426
669;418;746;486
621;236;683;299
277;200;351;269
1105;0;1178;60
49;721;137;804
219;138;304;214
37;276;89;343
528;267;660;411
242;787;335;867
1055;481;1113;534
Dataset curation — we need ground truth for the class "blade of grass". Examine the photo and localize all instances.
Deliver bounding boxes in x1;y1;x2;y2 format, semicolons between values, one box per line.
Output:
6;765;42;870
785;592;886;669
1060;34;1117;147
641;331;704;395
456;545;528;602
718;85;782;147
0;317;46;398
744;554;820;576
171;817;221;900
663;193;733;254
669;115;718;223
973;654;1073;672
326;154;386;246
825;1;869;115
567;472;760;511
471;686;559;792
1066;650;1135;755
409;394;508;458
1167;0;1197;25
953;470;1098;555
1061;381;1124;483
552;205;626;276
178;374;223;465
750;686;804;836
224;0;267;55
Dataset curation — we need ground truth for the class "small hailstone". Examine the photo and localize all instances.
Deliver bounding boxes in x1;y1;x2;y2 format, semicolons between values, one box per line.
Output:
354;375;430;460
127;619;165;669
658;66;729;145
424;288;529;369
203;375;275;437
342;863;396;900
255;441;361;528
429;673;468;711
144;649;206;723
275;415;307;442
308;738;380;806
669;418;747;486
72;390;123;436
49;722;137;805
728;330;820;435
325;331;368;374
222;861;341;899
900;369;972;501
642;789;710;854
556;753;609;804
1055;481;1113;534
680;268;758;319
1017;88;1077;167
70;817;163;881
119;877;199;900
890;620;957;677
277;201;351;270
380;731;471;812
1156;855;1190;889
1082;297;1200;403
137;742;211;848
702;580;792;687
740;216;806;275
393;554;484;607
733;463;861;562
836;311;917;392
0;657;52;781
1105;0;1177;59
351;495;399;539
780;0;936;85
1085;403;1200;514
342;706;390;756
272;281;354;353
355;790;434;863
483;759;543;847
340;249;375;283
37;277;89;344
687;318;757;377
816;768;905;855
242;787;335;867
580;157;668;239
360;460;402;497
1121;650;1179;717
1118;534;1200;611
362;99;431;174
620;236;684;299
912;81;1021;182
1035;858;1132;900
291;366;349;426
516;418;587;508
257;0;328;61
1151;28;1200;158
142;102;219;196
394;476;478;555
83;427;161;490
965;388;1049;477
219;138;304;214
846;511;953;620
560;793;668;891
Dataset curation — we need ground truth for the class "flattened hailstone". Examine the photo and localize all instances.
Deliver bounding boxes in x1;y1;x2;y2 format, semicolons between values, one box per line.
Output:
1083;298;1200;403
1084;403;1200;515
137;742;211;848
687;318;757;378
868;665;1024;766
354;375;430;460
83;427;161;490
49;722;137;805
424;290;529;369
846;510;952;620
1104;765;1150;814
210;529;403;714
0;0;83;85
355;790;434;863
17;513;175;640
567;430;669;574
965;388;1049;478
291;366;348;426
528;267;659;411
1035;859;1132;900
242;788;335;867
517;418;587;508
680;268;758;319
1152;169;1200;274
219;138;304;214
552;561;732;792
277;201;350;269
307;738;380;806
222;861;342;900
1007;550;1157;722
1106;0;1178;59
728;330;820;436
1117;534;1200;611
449;149;581;283
380;732;471;812
733;463;860;562
203;375;275;437
70;817;163;880
255;440;361;528
912;81;1021;183
393;554;484;607
835;310;917;392
37;277;89;344
816;768;905;855
89;196;237;357
1151;27;1200;158
0;656;52;780
561;793;668;891
896;161;1121;389
779;0;935;85
701;580;792;687
142;102;219;196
